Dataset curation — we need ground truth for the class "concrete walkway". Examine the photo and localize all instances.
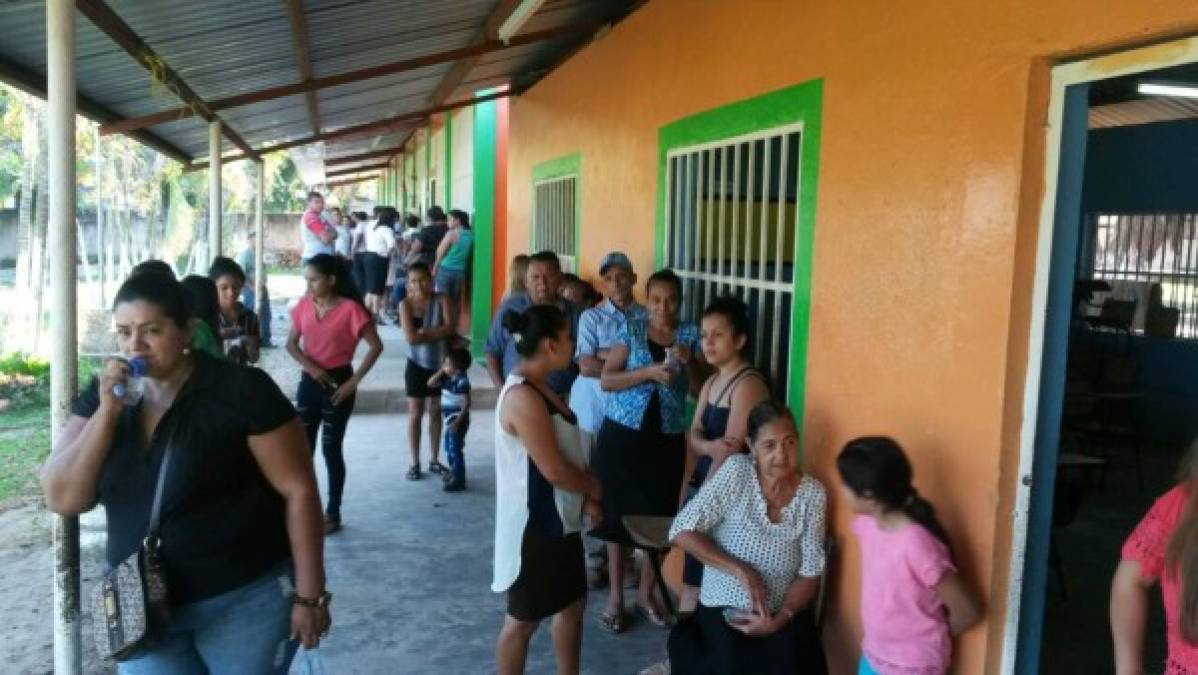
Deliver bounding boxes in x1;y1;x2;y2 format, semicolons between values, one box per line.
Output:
306;410;668;675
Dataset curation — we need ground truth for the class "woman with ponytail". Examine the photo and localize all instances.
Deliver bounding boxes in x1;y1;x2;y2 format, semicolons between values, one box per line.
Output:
287;254;383;534
837;437;980;675
1112;440;1198;674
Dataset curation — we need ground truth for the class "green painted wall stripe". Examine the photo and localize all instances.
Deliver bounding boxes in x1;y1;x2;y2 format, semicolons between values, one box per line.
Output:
530;152;582;266
445;112;453;207
471;97;498;357
655;79;823;436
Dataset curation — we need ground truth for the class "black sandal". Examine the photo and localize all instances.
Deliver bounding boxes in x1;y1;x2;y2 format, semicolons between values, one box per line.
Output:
428;460;448;475
406;465;422;480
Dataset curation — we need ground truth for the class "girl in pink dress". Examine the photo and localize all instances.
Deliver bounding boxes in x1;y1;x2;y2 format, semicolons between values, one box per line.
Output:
1113;442;1198;675
837;437;980;675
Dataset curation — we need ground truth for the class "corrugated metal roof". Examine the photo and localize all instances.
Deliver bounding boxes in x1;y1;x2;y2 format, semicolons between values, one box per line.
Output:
0;0;643;171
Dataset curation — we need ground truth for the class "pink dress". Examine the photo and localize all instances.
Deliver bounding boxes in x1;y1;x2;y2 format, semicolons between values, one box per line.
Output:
853;515;956;675
1122;484;1198;674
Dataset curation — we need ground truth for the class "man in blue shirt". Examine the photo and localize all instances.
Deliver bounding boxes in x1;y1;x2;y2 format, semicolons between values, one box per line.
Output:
569;252;646;437
485;250;582;397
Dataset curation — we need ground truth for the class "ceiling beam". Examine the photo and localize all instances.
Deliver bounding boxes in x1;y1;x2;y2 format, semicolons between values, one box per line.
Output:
76;0;261;161
326;162;392;178
186;89;511;171
0;54;191;164
101;21;596;136
325;146;406;166
428;0;522;106
282;0;321;136
328;174;380;188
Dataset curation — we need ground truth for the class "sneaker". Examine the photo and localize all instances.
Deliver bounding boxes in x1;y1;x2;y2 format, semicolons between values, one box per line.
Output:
443;480;466;492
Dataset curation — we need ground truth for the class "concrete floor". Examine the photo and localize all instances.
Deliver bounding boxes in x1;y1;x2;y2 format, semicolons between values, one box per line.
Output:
302;410;668;675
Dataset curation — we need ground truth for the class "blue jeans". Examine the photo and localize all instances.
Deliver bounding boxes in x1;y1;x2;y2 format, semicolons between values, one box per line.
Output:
118;560;297;675
443;411;468;483
241;284;273;346
389;276;407;309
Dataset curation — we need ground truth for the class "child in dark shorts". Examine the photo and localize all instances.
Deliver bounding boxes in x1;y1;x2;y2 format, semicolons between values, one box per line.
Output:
428;348;472;492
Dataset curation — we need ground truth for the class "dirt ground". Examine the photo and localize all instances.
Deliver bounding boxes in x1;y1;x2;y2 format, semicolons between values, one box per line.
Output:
0;495;112;675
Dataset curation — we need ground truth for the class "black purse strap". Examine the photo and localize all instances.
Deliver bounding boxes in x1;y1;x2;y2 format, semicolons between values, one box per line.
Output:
144;400;188;547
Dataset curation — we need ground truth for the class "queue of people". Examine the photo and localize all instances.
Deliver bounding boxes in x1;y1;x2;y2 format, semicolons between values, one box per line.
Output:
43;193;1198;675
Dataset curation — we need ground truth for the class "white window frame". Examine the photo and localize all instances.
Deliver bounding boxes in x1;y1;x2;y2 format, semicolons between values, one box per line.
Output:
663;122;803;401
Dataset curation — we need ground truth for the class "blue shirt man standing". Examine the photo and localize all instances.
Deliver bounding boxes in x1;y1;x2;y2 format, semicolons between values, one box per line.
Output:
485;250;582;398
568;252;646;437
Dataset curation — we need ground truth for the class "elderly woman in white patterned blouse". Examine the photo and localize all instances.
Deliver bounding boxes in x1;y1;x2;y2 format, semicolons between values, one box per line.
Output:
664;400;827;675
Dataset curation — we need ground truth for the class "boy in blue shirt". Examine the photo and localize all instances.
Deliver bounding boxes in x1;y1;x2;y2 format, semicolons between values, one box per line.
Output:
428;348;472;492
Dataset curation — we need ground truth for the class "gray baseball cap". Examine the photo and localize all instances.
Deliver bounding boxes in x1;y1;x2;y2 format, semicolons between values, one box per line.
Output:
599;251;634;275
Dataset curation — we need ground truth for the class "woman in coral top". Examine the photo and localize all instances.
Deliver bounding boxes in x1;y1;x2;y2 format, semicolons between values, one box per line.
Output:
1113;441;1198;675
287;254;383;534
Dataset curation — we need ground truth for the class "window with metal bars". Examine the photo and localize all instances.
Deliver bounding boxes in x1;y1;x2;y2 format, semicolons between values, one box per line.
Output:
532;175;578;272
664;125;801;401
1086;212;1198;338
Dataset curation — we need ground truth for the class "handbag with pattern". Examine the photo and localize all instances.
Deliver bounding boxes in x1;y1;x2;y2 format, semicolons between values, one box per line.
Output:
89;432;177;661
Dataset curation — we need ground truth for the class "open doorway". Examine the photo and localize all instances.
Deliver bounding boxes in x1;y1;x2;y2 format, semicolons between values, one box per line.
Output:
1010;42;1198;674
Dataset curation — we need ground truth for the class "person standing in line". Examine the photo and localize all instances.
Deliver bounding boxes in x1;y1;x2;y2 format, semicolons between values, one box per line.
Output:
399;262;456;481
569;252;646;588
592;268;703;633
180;275;225;359
350;211;370;294
300;192;337;266
389;213;422;316
507;254;531;299
41;272;330;673
407;206;450;268
678;296;771;615
363;209;397;325
839;437;980;675
209;256;261;365
427;347;473;492
287;254;384;534
1112;440;1198;675
485;251;582;399
332;207;353;259
433;208;475;319
237;230;274;349
492;305;603;675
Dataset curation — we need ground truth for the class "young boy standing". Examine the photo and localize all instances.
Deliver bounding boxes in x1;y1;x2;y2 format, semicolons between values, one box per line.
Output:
428;348;472;492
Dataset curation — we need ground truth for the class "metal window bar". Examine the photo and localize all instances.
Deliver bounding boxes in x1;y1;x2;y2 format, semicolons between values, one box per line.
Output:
1088;212;1198;338
664;124;802;400
533;175;578;273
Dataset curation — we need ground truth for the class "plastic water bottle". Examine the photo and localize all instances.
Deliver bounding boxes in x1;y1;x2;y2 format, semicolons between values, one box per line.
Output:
111;357;148;406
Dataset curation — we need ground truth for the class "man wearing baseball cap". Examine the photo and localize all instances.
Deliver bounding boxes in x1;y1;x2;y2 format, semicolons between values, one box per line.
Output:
569;251;647;589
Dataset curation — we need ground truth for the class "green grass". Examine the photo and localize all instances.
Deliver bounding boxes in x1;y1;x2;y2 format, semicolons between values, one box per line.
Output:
0;355;101;503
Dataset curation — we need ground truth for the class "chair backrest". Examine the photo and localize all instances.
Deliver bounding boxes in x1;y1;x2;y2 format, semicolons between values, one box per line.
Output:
815;537;837;629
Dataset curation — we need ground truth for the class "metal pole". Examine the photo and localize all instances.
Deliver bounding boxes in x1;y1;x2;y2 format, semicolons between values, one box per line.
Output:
48;0;82;671
209;121;222;261
255;159;265;315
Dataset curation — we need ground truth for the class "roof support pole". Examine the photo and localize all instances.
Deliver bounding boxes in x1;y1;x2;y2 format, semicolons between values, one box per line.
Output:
48;0;82;670
254;160;264;323
209;122;223;262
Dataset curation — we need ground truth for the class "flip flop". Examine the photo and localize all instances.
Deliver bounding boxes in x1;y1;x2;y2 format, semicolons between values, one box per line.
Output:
598;609;628;633
636;603;674;628
406;465;422;481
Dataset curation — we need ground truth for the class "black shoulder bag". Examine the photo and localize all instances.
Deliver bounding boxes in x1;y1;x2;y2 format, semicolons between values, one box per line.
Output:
90;430;177;660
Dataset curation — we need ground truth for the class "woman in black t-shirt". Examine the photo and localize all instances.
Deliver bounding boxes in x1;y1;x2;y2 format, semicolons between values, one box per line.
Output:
40;271;329;674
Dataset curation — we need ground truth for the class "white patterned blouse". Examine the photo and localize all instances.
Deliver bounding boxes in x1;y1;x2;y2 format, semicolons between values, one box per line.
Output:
668;454;827;612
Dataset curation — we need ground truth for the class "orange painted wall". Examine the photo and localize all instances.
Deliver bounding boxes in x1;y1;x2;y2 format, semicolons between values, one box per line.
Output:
505;1;1198;672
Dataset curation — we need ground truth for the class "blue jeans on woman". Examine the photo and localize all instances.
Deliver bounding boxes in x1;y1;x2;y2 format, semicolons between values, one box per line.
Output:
118;560;297;674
